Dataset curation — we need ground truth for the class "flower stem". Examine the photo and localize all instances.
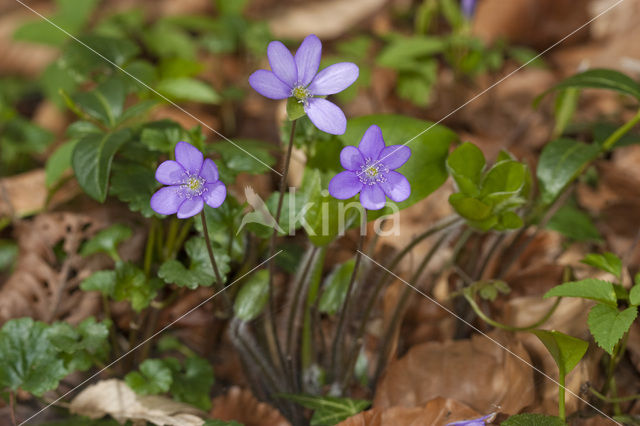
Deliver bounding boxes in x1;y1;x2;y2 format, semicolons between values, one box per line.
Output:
590;387;640;403
558;367;566;421
331;210;367;383
200;210;231;312
266;119;298;372
9;390;17;426
602;108;640;151
463;292;561;332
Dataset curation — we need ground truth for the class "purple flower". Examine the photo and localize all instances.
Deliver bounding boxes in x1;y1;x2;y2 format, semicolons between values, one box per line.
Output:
447;413;494;426
328;125;411;210
248;34;359;135
150;141;226;219
461;0;477;19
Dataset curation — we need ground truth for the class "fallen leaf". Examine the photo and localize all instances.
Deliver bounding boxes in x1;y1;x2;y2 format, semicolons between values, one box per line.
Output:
70;379;206;426
373;331;535;415
338;397;486;426
209;386;290;426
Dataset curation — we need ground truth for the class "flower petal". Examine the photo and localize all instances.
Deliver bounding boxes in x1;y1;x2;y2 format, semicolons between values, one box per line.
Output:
177;197;204;219
150;186;183;216
340;146;364;171
248;70;291;99
294;34;322;86
378;145;411;169
267;41;298;87
203;181;226;208
305;98;346;135
175;141;203;174
155;160;185;185
358;125;385;159
380;171;411;203
359;184;386;210
307;62;359;95
329;171;362;199
200;158;219;183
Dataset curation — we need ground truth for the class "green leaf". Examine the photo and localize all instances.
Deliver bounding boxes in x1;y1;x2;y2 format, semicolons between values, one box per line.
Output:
279;394;370;426
552;88;579;138
48;318;110;372
630;285;640;306
376;36;444;68
480;160;526;203
0;318;67;396
80;224;132;260
546;203;601;242
72;78;126;128
158;237;229;289
581;252;622;279
446;142;485;196
448;193;492;222
210;139;276;177
287;97;306;121
80;270;116;296
0;240;18;272
544;278;617;307
338;114;457;217
125;359;173;395
110;162;158;218
501;413;566;426
588;304;637;355
318;259;356;315
13;0;100;47
165;357;215;410
536;138;600;204
532;330;588;375
45;139;79;187
72;129;132;202
234;270;269;321
157;78;221;104
539;68;640;102
113;261;162;312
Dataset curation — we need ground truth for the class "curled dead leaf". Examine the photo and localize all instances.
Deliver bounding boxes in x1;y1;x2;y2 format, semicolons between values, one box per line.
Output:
337;397;486;426
374;331;535;415
70;379;205;426
210;386;290;426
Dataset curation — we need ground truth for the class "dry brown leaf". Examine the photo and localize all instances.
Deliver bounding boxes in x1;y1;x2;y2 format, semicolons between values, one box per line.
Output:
338;397;486;426
70;379;205;426
268;0;387;40
373;331;535;415
209;386;290;426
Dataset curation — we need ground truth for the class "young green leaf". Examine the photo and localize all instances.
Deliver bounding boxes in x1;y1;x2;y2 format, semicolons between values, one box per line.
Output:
80;270;116;297
165;357;215;410
501;413;566;426
0;318;67;396
157;78;221;104
234;270;269;321
80;224;132;260
45;139;80;188
72;78;126;128
536;138;600;205
125;359;173;395
581;252;622;279
158;237;230;289
588;304;637;355
532;330;588;375
544;279;617;307
287;97;306;121
278;393;370;426
48;317;110;372
113;262;162;312
318;259;356;315
539;68;640;102
630;284;640;306
546;203;601;242
446;142;485;196
72;129;133;202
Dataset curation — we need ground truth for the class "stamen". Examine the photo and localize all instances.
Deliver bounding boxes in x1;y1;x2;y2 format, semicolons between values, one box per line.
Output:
358;158;388;185
291;85;311;106
179;173;207;199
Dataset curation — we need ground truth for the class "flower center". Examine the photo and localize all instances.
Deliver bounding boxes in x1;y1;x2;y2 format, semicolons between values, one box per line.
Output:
358;159;389;185
180;174;206;198
291;85;311;104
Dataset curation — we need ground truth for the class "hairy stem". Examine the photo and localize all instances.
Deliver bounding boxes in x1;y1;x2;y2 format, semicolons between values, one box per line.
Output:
200;210;231;312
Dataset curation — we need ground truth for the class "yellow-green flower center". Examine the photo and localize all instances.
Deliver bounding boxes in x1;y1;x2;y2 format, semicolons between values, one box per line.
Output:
292;85;311;103
186;176;202;191
364;166;378;178
358;159;389;186
180;174;206;199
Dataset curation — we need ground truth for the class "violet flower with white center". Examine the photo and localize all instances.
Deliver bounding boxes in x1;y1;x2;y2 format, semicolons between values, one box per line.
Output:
461;0;478;19
328;124;411;210
248;34;359;135
447;413;494;426
150;141;226;219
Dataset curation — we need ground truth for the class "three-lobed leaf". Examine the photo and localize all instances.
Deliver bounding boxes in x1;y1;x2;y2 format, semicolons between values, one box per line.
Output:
158;237;230;289
125;359;173;395
588;304;637;355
